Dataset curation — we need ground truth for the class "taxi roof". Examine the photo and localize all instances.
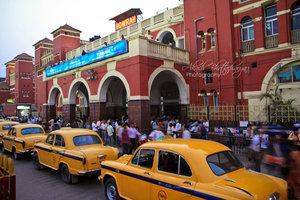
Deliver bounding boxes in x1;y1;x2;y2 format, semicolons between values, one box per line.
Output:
0;121;20;125
51;128;98;137
140;139;229;155
13;124;44;129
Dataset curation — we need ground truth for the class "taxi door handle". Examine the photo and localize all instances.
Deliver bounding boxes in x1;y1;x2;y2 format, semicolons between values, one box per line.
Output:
183;181;193;185
144;172;151;176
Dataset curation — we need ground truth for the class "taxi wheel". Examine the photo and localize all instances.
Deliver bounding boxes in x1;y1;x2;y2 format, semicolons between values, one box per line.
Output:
61;164;72;184
105;178;120;200
13;148;20;160
33;154;43;170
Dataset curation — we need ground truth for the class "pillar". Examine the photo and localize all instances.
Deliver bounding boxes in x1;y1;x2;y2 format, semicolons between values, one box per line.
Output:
63;104;76;124
128;100;151;133
42;105;56;123
179;104;188;123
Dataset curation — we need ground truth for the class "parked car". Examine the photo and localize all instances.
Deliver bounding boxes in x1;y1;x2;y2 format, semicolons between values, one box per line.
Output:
2;124;46;160
33;128;120;184
99;139;290;200
0;121;20;145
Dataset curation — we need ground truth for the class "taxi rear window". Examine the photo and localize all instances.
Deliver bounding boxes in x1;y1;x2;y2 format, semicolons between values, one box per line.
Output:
2;124;16;131
21;127;44;135
73;135;102;146
207;151;243;176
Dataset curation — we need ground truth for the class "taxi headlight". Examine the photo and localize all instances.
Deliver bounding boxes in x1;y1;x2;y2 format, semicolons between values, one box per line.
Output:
269;192;280;200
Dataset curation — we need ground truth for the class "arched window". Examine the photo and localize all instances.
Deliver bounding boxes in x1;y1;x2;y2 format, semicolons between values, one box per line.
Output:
213;91;218;106
241;18;254;41
198;31;205;51
207;29;215;50
278;64;300;83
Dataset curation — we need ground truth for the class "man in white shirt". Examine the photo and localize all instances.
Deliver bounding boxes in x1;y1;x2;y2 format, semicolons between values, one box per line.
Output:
149;126;165;141
92;119;98;132
182;125;191;139
106;122;114;146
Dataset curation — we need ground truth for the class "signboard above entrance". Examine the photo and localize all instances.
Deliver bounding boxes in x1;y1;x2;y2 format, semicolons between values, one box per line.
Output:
110;8;142;31
115;15;137;31
45;40;128;77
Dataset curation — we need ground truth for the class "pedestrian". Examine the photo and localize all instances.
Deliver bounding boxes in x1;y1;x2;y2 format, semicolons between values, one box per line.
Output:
198;121;207;140
85;121;91;129
249;128;261;172
128;122;141;153
182;125;191;139
145;30;154;40
203;117;209;140
286;141;300;199
107;122;114;146
288;127;300;150
121;124;131;155
222;125;231;149
116;122;122;147
92;119;98;132
101;120;108;144
149;126;165;141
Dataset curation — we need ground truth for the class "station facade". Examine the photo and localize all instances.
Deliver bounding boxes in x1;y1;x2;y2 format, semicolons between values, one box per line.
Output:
2;0;300;130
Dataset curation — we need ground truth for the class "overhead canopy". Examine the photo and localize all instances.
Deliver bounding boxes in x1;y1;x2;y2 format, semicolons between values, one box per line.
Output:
110;8;142;22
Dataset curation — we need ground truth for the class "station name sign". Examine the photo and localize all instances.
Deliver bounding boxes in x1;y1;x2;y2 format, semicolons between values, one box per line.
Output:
115;15;137;31
45;40;128;77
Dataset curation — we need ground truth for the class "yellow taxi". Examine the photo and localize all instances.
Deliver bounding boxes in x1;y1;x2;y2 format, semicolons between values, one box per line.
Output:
33;128;120;184
2;124;46;160
99;139;290;200
0;121;20;144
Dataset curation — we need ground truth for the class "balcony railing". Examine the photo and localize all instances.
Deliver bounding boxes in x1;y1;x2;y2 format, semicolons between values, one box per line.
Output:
66;5;184;60
241;40;255;53
265;35;278;49
291;29;300;44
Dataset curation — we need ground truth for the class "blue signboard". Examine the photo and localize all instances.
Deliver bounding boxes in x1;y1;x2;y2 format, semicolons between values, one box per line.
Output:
46;40;128;77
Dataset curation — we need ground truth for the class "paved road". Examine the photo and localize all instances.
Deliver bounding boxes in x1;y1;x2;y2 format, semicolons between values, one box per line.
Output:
6;147;284;200
6;153;106;200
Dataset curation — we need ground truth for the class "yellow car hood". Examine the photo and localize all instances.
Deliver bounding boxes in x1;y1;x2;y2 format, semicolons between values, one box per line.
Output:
214;169;287;199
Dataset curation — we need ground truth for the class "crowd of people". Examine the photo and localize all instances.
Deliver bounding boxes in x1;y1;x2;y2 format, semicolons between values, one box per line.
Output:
245;122;300;199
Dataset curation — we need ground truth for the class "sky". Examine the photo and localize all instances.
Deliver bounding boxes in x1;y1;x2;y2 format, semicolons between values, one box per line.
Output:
0;0;183;78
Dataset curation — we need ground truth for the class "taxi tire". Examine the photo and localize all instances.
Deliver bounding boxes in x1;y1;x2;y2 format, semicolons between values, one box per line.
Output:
33;154;43;170
61;164;72;184
13;148;20;160
105;178;120;200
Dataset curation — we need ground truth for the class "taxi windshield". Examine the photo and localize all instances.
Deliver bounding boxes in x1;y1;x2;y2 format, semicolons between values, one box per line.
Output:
73;135;102;146
207;151;244;176
21;127;44;135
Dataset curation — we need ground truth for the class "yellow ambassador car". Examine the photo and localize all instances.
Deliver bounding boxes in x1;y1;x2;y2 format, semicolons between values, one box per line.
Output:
0;121;20;144
99;139;290;200
2;124;46;160
33;128;119;184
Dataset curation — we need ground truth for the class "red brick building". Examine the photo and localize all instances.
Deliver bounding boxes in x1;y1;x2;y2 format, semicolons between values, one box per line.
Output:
1;53;34;116
2;1;299;128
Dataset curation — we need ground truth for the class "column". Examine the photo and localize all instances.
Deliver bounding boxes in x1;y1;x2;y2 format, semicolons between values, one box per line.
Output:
63;104;76;124
128;100;151;133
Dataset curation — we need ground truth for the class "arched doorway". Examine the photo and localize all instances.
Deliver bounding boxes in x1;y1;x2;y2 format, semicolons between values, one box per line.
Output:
158;31;176;47
48;87;63;121
100;76;128;120
69;82;90;121
150;70;188;120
